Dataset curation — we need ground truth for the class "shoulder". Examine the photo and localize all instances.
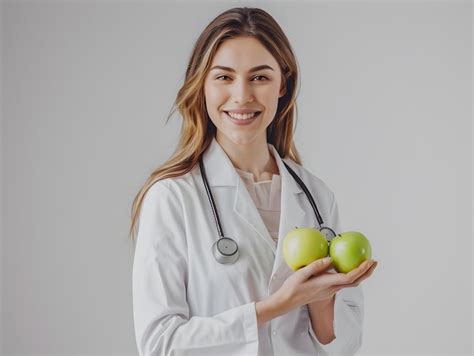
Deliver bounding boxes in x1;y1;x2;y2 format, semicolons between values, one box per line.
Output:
144;168;198;207
138;172;197;234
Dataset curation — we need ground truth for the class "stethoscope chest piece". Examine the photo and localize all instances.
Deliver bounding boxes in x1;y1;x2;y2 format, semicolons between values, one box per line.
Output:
212;237;239;264
320;226;337;242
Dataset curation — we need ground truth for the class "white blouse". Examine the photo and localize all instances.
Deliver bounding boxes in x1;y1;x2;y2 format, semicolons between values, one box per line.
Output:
235;168;281;248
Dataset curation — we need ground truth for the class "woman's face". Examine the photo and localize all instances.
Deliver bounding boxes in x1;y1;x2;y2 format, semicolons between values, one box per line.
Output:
204;36;285;146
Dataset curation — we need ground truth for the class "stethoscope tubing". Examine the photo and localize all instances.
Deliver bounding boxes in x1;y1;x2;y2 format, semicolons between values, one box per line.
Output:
199;156;225;238
199;154;336;264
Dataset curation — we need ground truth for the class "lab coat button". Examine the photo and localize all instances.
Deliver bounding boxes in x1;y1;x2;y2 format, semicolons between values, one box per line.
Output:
272;275;277;281
272;330;277;336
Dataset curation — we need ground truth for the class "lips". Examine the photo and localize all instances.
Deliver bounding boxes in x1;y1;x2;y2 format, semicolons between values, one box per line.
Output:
223;111;262;125
223;111;262;119
225;109;262;113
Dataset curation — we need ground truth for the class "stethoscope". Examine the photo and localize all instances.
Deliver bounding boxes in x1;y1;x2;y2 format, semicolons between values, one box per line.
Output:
199;155;337;264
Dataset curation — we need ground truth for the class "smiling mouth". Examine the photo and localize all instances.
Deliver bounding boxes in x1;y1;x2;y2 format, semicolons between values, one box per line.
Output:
223;111;262;120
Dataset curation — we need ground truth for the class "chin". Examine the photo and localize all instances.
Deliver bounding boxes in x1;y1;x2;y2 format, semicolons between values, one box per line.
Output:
218;131;263;146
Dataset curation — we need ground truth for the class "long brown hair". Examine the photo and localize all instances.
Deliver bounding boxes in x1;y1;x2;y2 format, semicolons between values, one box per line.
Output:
129;7;302;244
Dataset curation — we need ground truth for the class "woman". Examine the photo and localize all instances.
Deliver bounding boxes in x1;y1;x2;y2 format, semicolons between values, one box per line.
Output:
130;7;378;356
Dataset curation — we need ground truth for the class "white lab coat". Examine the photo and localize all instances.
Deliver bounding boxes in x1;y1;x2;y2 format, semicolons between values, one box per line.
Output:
132;137;364;356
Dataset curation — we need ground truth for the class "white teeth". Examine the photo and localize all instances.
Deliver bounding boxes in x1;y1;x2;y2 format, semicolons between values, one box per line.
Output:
226;111;259;120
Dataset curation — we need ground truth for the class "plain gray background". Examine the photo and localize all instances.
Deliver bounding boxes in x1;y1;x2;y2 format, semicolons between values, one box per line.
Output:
1;0;472;355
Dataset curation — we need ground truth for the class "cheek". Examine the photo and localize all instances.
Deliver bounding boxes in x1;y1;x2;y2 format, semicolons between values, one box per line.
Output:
259;83;282;101
260;87;281;110
204;85;225;110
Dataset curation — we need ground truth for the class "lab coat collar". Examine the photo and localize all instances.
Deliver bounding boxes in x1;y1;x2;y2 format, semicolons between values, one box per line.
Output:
202;136;303;195
202;136;308;284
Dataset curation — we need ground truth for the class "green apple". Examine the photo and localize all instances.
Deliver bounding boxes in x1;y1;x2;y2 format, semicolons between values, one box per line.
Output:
283;227;329;271
329;231;372;273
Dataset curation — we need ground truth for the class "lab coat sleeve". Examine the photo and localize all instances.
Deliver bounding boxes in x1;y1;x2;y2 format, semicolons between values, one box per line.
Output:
132;181;258;356
308;191;364;356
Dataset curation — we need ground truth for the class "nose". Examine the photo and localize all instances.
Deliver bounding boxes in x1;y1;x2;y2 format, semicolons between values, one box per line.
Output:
231;78;254;103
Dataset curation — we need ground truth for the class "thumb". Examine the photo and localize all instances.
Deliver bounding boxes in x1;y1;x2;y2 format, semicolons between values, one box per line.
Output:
299;257;333;280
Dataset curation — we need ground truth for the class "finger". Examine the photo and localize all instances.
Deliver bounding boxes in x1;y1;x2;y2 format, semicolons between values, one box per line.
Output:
346;260;375;283
298;257;333;280
329;259;375;285
334;261;378;289
349;261;378;285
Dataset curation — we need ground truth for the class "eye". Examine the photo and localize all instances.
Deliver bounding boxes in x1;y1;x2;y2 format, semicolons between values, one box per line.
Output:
252;75;268;81
215;75;269;81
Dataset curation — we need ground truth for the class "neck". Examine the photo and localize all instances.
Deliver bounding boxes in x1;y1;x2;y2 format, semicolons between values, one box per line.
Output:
215;133;280;181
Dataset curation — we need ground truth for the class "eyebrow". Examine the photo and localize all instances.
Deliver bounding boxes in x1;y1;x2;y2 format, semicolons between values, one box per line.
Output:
209;64;274;73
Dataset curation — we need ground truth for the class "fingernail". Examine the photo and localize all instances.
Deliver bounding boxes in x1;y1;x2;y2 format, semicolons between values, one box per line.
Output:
325;257;332;263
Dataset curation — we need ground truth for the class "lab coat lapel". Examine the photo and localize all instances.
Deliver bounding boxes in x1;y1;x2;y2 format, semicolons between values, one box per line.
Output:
202;137;276;251
202;137;309;281
270;145;308;284
234;181;277;252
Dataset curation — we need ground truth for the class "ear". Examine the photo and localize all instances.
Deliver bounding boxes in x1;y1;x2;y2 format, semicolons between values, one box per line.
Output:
279;85;286;98
279;72;288;98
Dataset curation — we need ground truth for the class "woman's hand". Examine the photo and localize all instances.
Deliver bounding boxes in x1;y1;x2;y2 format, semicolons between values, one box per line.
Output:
275;257;378;312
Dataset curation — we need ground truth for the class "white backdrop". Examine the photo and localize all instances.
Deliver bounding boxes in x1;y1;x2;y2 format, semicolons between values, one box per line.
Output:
1;1;472;355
